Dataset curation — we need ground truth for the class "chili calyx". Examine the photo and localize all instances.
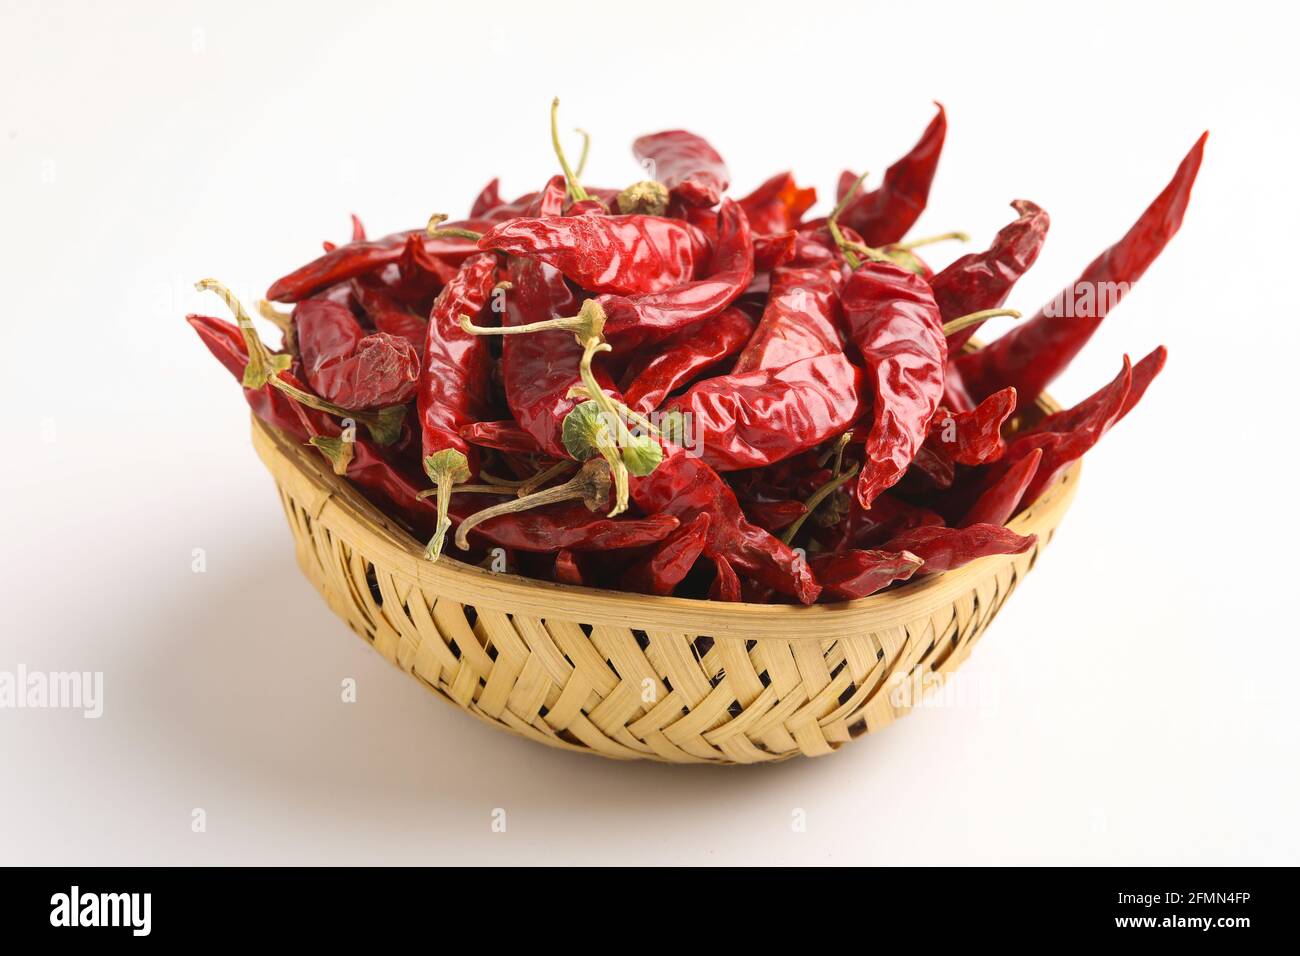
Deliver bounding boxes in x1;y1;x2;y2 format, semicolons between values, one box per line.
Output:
195;279;405;445
454;458;611;551
421;448;472;561
617;180;670;215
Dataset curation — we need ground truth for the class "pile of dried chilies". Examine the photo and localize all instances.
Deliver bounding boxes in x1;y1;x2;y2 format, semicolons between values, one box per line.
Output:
191;100;1204;605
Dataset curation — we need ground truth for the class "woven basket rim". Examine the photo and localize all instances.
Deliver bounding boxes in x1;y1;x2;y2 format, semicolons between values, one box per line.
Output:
251;391;1078;641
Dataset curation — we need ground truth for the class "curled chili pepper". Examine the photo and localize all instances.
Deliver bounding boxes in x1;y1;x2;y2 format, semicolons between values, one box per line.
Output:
620;307;754;414
836;103;946;247
732;235;844;374
477;214;711;296
954;133;1205;404
294;298;420;409
661;353;864;472
909;386;1018;487
622;512;711;596
417;253;499;559
810;549;924;600
598;198;755;346
632;129;730;207
839;260;947;509
738;172;817;235
932;200;1050;352
881;523;1037;575
266;226;485;303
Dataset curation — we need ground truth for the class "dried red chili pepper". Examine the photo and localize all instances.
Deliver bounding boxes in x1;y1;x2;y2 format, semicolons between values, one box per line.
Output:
955;134;1205;403
620;307;754;413
752;230;798;272
623;513;711;596
351;277;427;350
661;352;864;472
632;130;729;207
961;447;1042;527
740;498;807;534
294;298;420;409
598;198;755;346
266;225;485;303
932;200;1050;351
882;523;1036;574
478;214;710;295
815;492;944;553
417;253;499;558
732;236;844;374
910;386;1018;486
839;260;947;508
188;314;309;440
836;104;946;246
629;444;821;604
738;172;817;235
810;549;923;600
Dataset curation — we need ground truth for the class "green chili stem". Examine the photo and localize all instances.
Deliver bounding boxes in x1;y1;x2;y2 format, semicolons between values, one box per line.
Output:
890;231;970;251
454;459;610;551
574;127;591;178
781;463;861;546
551;98;590;202
941;308;1021;337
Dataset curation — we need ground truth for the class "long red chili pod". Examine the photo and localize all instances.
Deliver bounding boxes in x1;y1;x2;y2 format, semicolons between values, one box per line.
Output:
630;444;821;604
622;513;711;596
882;523;1037;574
477;214;710;295
732;236;844;374
954;133;1205;403
961;447;1043;528
933;200;1050;351
265;226;486;303
418;253;499;559
840;260;947;509
294;299;420;409
187;314;309;439
621;308;754;413
661;353;864;472
1005;354;1134;504
837;104;946;246
599;198;755;346
810;549;924;600
738;172;817;235
632;129;730;207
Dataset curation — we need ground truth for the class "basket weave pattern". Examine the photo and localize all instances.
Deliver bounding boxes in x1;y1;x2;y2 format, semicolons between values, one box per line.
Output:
252;409;1079;765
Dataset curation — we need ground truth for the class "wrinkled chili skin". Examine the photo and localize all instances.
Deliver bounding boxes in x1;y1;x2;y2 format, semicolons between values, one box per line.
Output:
662;353;863;472
599;198;754;347
882;523;1036;574
294;298;420;409
417;254;499;472
266;226;486;303
633;129;730;207
810;549;923;600
955;134;1204;404
814;493;944;554
621;308;754;413
738;172;817;235
459;420;542;455
478;214;710;296
837;104;946;246
840;260;947;509
732;235;844;374
630;444;821;604
933;200;1050;351
351;277;428;351
622;512;711;596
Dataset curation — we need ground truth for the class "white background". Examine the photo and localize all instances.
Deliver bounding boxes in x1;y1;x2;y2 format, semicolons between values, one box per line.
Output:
2;0;1297;865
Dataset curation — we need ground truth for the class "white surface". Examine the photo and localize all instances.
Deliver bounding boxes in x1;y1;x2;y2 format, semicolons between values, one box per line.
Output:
2;0;1297;866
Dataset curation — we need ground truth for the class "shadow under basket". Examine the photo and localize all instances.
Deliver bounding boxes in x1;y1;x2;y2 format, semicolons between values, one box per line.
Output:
251;395;1079;766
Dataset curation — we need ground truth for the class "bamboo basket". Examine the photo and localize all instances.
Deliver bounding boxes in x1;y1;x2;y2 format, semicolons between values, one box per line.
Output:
250;391;1079;765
